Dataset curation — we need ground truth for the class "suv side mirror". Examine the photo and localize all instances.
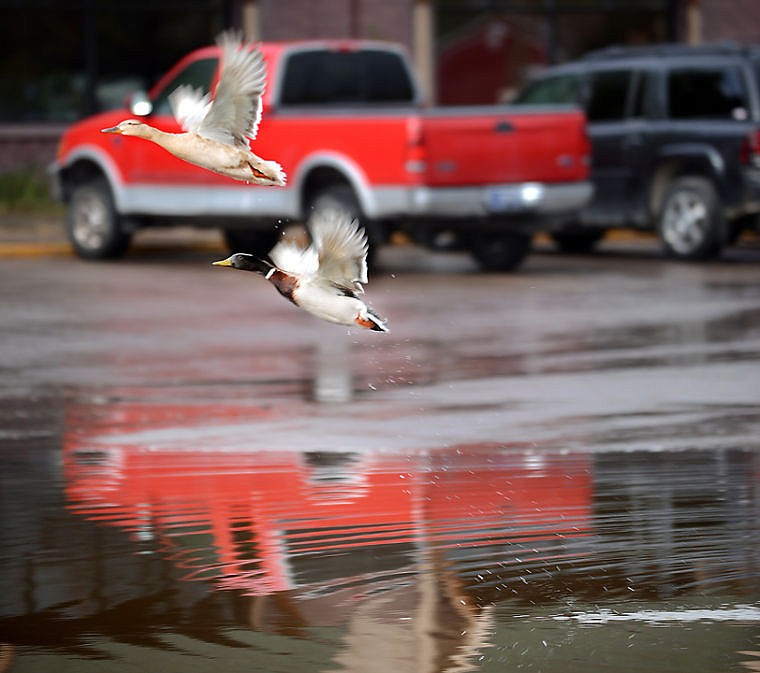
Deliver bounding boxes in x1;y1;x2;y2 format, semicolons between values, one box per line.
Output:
127;90;153;116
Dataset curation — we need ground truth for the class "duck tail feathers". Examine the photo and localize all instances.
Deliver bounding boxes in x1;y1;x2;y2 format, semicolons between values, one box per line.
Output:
363;309;389;333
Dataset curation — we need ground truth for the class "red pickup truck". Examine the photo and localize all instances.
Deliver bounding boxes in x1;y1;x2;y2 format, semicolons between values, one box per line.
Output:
51;40;592;271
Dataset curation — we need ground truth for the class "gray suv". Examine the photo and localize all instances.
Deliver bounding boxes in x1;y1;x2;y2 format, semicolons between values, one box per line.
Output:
515;43;760;259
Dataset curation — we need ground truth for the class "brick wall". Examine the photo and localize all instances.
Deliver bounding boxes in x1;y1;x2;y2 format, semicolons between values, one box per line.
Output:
0;124;63;176
258;0;413;49
701;0;760;43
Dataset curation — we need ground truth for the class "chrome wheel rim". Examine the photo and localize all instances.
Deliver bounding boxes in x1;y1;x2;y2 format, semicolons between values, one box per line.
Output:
72;190;109;251
661;190;708;255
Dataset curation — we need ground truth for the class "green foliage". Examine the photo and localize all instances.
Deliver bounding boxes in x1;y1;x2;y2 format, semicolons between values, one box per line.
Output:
0;165;62;214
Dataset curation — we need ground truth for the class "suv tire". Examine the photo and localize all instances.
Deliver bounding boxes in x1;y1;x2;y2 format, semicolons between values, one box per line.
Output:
66;178;131;260
657;176;724;260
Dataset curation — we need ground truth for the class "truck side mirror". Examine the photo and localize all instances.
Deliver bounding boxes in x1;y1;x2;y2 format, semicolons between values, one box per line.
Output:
127;90;153;117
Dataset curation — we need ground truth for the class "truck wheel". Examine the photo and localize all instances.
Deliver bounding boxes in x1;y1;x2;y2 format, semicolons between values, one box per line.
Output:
551;228;605;253
470;231;532;272
66;178;131;259
657;176;724;260
307;184;360;222
223;228;281;254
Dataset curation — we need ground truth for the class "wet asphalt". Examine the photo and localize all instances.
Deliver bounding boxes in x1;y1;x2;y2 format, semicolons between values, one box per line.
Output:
1;222;759;672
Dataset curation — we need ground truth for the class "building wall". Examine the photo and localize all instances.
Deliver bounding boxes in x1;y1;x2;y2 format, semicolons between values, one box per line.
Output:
258;0;413;47
700;0;760;43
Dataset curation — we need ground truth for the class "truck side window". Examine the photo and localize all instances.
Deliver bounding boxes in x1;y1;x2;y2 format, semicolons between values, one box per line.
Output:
586;70;633;122
151;57;218;117
280;49;415;105
667;67;749;120
629;71;652;119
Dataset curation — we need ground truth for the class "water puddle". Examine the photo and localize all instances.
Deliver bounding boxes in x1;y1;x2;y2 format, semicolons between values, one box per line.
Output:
1;393;758;672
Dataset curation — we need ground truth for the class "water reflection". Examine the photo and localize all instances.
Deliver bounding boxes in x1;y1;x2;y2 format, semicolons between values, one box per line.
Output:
62;438;592;671
1;396;758;672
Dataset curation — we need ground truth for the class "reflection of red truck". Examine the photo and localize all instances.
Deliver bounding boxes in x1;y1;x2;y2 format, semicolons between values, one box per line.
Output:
51;40;591;271
62;400;592;597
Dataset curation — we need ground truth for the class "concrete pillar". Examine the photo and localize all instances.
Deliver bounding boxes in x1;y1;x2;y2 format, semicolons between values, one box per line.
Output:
685;0;702;45
413;0;436;104
242;0;260;41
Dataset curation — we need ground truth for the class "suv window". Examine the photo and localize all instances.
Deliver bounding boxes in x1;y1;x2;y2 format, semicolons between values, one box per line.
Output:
667;66;749;120
512;73;581;105
586;70;633;122
152;57;218;116
280;49;415;105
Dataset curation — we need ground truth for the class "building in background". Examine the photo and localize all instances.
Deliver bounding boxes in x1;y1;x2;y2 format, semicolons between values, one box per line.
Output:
1;0;759;175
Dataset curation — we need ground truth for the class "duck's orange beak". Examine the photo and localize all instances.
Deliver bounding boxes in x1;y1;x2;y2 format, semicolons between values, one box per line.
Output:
101;126;121;134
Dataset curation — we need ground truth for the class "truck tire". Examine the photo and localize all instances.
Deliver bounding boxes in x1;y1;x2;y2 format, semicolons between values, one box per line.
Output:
307;184;361;223
223;228;281;254
551;228;606;253
66;177;131;260
657;176;724;260
470;231;532;272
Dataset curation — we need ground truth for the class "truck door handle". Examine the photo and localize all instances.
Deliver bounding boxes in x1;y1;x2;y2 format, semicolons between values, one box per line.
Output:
494;120;514;133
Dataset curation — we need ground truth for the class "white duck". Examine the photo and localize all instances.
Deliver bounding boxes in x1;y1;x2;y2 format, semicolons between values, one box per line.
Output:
101;31;285;186
213;210;388;332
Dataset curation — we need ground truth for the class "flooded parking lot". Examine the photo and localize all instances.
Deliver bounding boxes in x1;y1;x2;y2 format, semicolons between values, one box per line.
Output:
1;240;759;672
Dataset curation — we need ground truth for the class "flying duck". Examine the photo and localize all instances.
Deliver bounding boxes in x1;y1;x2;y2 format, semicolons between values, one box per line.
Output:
101;31;285;186
213;210;388;332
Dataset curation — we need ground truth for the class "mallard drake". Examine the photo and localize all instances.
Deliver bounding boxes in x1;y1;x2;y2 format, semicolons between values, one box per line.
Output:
101;31;285;186
213;210;388;332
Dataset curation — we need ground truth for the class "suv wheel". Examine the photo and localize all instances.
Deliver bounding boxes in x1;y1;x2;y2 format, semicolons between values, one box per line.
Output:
66;178;131;259
469;231;532;272
658;176;724;260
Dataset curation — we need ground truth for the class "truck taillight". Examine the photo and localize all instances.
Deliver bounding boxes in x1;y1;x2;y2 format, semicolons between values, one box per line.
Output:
405;118;427;174
740;129;760;167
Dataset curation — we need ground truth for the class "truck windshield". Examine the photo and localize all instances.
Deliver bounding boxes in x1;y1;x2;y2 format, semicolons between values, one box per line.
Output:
279;49;415;105
152;57;218;116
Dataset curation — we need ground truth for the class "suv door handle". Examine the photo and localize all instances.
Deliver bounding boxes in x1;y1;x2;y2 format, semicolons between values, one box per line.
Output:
494;120;514;133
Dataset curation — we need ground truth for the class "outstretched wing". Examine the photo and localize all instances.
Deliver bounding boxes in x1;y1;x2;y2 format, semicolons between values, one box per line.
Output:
309;210;369;293
195;30;267;146
169;85;212;133
269;239;319;277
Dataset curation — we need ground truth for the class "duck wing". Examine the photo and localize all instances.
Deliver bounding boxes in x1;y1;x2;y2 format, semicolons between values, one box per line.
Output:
309;210;369;293
195;31;267;147
169;85;212;133
269;239;319;277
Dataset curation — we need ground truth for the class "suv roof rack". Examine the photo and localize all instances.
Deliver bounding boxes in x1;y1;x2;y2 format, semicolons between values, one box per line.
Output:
581;41;760;61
